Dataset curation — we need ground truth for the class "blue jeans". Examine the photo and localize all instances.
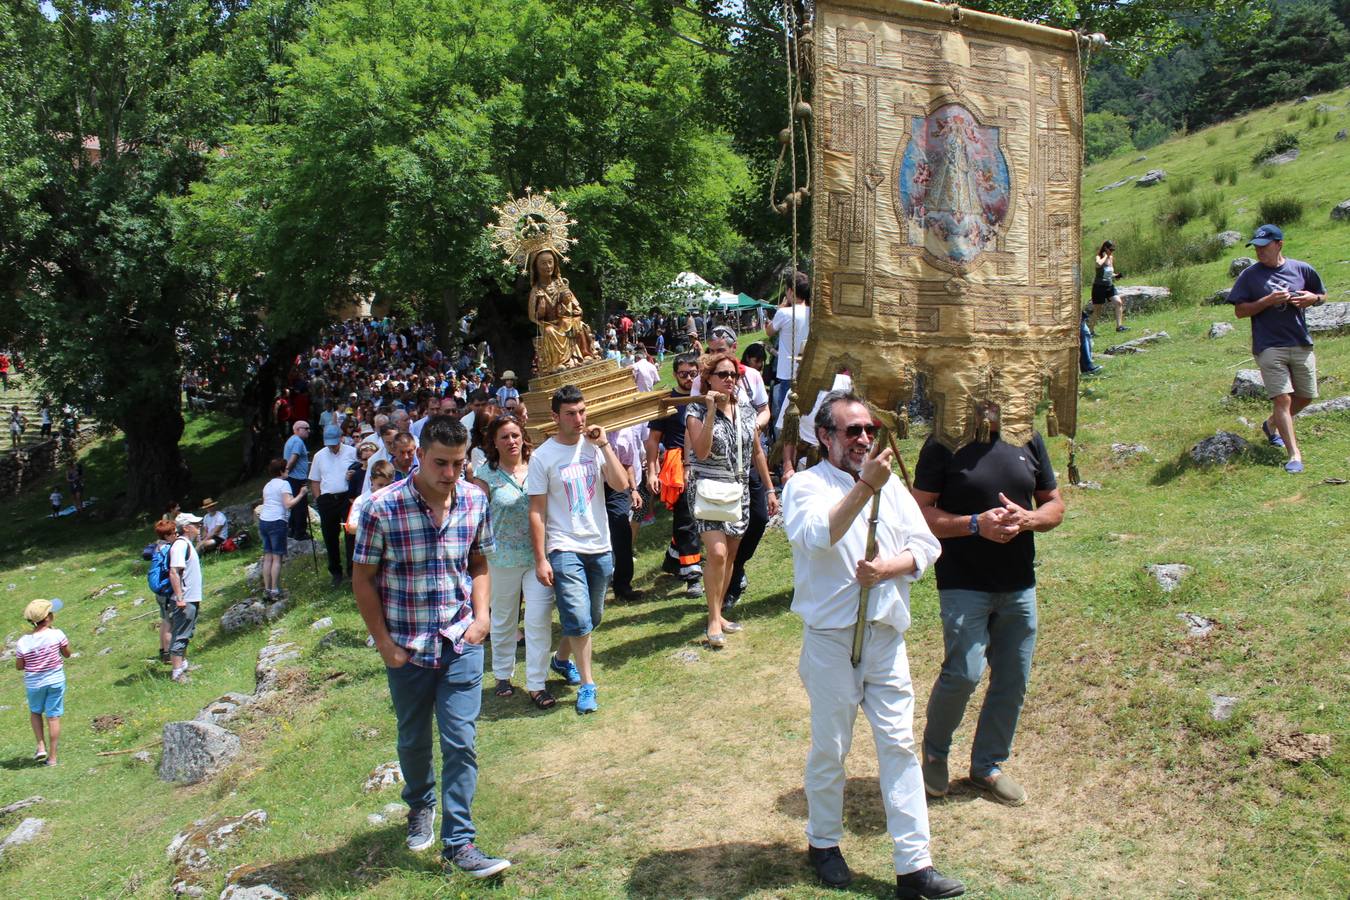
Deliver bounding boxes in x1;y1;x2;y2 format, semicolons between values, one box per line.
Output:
923;587;1038;778
771;379;791;437
1079;315;1097;372
547;549;613;637
385;639;484;848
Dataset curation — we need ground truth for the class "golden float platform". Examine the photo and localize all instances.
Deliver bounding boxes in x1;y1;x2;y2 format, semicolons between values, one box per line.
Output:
522;358;670;443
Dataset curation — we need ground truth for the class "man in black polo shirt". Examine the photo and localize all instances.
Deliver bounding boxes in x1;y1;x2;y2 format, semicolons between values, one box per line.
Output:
911;402;1063;807
645;352;703;596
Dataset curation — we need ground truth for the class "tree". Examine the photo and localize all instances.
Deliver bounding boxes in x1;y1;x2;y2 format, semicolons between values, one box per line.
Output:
0;1;261;514
176;0;749;383
1084;111;1136;163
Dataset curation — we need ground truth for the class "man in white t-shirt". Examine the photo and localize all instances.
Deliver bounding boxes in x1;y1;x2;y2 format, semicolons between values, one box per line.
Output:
310;425;358;587
766;270;812;423
198;498;229;552
630;347;660;392
527;385;629;715
169;513;205;683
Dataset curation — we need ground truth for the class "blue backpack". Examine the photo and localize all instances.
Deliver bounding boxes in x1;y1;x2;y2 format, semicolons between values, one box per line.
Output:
147;540;182;597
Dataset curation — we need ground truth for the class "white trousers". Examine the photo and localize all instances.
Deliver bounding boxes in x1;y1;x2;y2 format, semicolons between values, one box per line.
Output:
488;563;554;691
798;623;933;875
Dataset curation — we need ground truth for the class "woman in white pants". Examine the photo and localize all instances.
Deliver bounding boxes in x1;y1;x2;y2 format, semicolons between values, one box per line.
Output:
472;414;558;709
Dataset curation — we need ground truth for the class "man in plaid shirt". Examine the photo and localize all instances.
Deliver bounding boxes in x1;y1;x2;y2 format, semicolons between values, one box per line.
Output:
353;415;511;880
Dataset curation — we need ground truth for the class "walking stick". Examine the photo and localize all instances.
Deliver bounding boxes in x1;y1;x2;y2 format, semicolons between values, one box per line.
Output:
851;425;890;668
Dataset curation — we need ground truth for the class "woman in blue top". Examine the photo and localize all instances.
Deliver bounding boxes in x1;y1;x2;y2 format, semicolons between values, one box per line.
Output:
471;415;558;709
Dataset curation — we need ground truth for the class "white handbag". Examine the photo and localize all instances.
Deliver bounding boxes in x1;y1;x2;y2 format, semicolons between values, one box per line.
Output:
693;407;744;522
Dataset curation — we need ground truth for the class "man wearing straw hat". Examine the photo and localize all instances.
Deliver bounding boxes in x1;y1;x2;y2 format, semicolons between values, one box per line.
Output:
782;389;961;899
198;498;229;553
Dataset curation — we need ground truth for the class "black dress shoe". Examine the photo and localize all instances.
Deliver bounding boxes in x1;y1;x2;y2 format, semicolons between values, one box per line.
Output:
807;845;852;889
613;588;645;603
896;866;965;899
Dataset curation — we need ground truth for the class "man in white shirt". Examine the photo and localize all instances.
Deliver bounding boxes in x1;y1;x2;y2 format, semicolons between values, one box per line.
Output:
527;386;629;715
310;425;358;587
630;347;659;393
766;270;811;425
781;390;963;900
168;513;205;684
198;498;229;552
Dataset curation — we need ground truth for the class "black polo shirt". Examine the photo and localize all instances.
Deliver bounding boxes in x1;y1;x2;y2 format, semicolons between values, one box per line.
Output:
648;391;690;450
913;431;1056;593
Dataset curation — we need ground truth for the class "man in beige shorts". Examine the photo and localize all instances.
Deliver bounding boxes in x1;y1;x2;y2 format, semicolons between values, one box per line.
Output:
1230;224;1328;474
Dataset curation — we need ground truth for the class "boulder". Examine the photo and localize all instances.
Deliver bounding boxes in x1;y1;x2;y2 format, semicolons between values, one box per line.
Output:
0;818;45;858
1116;285;1170;315
1298;396;1350;417
1208;322;1235;338
243;562;262;588
282;539;315;563
1215;230;1243;248
1146;563;1193;593
1332;200;1350;222
1136;169;1166;187
194;693;254;727
1095;175;1135;192
1209;693;1239;721
99;606;118;625
255;642;300;694
310;616;333;631
220;886;288;900
364;760;404;792
1306;301;1350;335
158;721;241;784
167;811;269;869
1179;613;1216;638
1104;331;1169;355
0;796;44;818
1295;95;1311;103
221;601;268;633
1228;256;1255;277
1336;129;1347;142
1231;369;1265;399
1263;148;1300;165
1111;442;1149;461
1190;431;1250;465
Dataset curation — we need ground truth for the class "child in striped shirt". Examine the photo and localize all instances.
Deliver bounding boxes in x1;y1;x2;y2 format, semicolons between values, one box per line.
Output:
15;598;70;766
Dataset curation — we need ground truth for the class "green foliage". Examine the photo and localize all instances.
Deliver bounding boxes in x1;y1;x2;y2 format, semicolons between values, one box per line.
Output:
1252;130;1301;165
1133;117;1172;151
1212;161;1239;185
1234;120;1250;137
1257;195;1305;225
1204;131;1219;147
1209;207;1231;232
1198;190;1226;220
1158;193;1201;229
1084;111;1135;163
1116;219;1224;275
1167;173;1197;196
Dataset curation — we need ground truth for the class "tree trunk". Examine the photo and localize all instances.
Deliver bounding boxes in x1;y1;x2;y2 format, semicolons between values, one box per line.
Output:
119;401;190;516
469;278;534;387
236;333;306;481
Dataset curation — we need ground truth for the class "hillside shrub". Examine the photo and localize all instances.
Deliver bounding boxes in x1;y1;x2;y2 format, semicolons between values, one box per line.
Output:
1257;195;1304;225
1212;162;1238;185
1163;265;1203;307
1115;221;1224;276
1259;164;1276;179
1167;173;1197;196
1158;193;1201;228
1134;117;1172;150
1234;120;1250;138
1204;131;1219;147
1085;111;1135;163
1286;108;1300;122
1251;130;1299;166
1198;190;1225;221
1209;208;1230;232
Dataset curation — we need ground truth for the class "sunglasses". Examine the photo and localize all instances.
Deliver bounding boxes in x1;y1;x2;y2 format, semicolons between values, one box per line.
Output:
828;423;880;439
711;369;740;380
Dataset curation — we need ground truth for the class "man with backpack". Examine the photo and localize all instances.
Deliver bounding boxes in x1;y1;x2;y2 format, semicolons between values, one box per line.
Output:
163;514;204;682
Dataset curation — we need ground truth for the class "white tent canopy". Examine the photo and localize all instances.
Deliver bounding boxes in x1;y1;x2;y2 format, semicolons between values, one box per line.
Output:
669;271;738;309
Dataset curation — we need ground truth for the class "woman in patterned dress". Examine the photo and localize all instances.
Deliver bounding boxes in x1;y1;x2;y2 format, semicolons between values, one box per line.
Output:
685;351;778;648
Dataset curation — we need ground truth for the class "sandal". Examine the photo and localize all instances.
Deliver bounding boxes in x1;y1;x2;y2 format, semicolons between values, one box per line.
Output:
494;679;515;698
528;689;557;709
705;631;726;649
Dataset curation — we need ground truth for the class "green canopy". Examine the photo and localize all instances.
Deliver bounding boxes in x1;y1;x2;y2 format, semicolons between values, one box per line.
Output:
734;293;774;310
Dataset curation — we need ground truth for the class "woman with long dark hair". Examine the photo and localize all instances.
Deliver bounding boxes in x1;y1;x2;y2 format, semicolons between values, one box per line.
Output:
1091;240;1128;334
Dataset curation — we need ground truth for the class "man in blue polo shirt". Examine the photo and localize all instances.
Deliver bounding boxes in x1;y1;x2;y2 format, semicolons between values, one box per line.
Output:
1229;224;1328;474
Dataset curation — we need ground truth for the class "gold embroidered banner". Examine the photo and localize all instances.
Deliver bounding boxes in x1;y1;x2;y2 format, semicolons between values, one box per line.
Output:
802;0;1083;449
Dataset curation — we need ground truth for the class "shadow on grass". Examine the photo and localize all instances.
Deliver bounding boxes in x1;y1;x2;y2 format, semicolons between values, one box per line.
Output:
218;823;444;897
774;777;894;836
1148;443;1283;486
0;755;47;772
627;840;895;899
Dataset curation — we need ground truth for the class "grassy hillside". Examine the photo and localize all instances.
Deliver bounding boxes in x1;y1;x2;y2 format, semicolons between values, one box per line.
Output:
0;101;1347;898
1082;86;1350;304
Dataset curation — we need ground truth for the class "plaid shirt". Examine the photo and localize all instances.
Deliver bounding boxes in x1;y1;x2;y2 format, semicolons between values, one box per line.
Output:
353;476;494;667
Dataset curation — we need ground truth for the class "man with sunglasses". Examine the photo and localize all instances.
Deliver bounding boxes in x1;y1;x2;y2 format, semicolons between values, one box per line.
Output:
911;401;1063;809
694;326;773;612
782;390;960;899
646;353;704;595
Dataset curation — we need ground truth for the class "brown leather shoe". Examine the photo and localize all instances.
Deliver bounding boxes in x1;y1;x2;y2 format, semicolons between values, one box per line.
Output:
969;770;1026;806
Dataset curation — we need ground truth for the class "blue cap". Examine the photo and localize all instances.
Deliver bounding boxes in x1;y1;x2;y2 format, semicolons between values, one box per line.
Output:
1248;224;1284;247
323;425;341;446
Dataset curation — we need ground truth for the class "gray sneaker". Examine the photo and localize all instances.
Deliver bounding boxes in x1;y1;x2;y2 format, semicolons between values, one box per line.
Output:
406;806;435;852
922;754;949;797
445;842;511;878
